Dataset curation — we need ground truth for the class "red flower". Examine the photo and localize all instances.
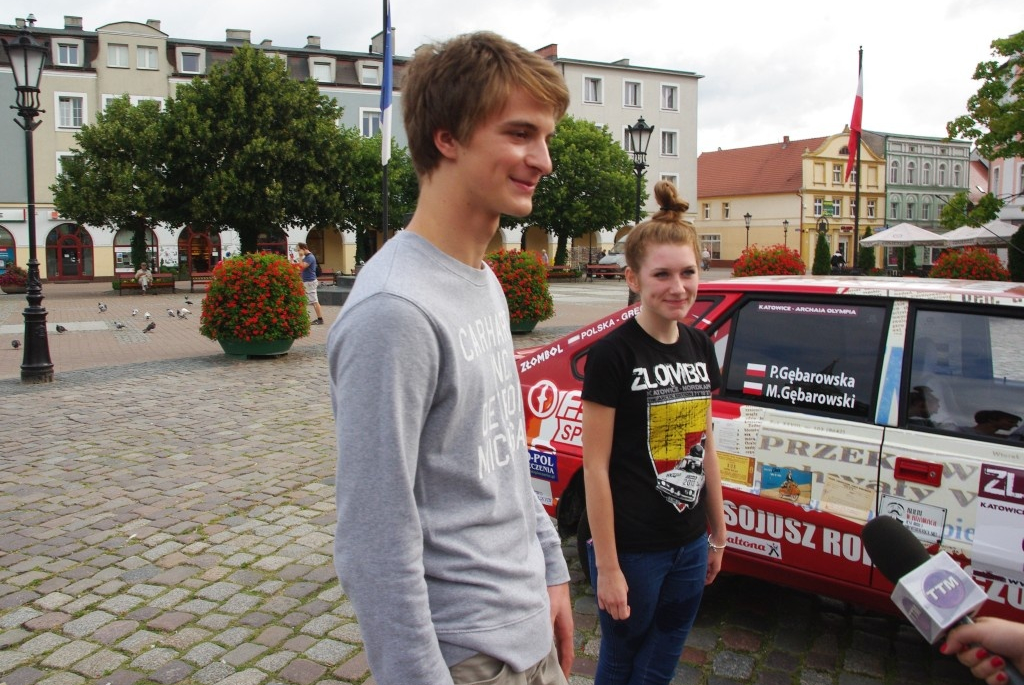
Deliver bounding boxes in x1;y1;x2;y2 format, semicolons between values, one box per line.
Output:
484;249;554;323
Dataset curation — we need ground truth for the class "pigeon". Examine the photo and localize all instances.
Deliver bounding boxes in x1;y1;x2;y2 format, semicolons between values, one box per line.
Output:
177;310;188;319
114;321;126;330
184;296;194;305
11;340;19;349
55;324;68;333
167;308;176;318
144;311;151;320
180;307;191;316
131;308;139;317
98;302;107;313
143;322;156;333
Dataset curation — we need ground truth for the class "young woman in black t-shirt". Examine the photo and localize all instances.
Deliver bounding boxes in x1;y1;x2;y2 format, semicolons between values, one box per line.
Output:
581;180;727;685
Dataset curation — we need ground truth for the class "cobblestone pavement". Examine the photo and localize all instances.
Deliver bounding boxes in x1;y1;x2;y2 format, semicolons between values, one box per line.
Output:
0;276;979;685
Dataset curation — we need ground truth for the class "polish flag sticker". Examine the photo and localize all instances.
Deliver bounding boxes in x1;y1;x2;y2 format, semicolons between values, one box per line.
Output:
746;363;766;377
743;381;763;396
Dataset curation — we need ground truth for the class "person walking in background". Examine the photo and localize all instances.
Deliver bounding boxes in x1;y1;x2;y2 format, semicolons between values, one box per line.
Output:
295;243;324;325
581;180;727;685
701;246;711;271
541;249;550;266
328;32;573;685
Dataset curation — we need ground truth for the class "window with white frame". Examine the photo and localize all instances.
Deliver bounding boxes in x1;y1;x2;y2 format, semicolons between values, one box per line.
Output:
813;197;824;216
138;46;158;70
108;44;129;68
889;160;900;184
584;77;602;104
58;95;84;128
660;173;679;187
702;203;710;220
624;81;641;108
56;41;82;67
699;234;721;259
922;162;932;185
953;164;962;187
906;161;916;184
993;168;1001;195
661;130;677;157
921;200;931;221
361;110;382;137
661;84;678;111
622;128;635;153
56;153;74;177
890;200;899;219
938;163;947;186
360;64;380;86
176;48;205;74
722;202;730;220
867;199;876;218
832;198;842;217
312;61;333;83
833;164;843;184
906;202;915;220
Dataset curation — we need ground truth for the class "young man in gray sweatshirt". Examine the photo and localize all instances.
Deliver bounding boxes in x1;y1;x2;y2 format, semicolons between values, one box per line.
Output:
328;32;573;685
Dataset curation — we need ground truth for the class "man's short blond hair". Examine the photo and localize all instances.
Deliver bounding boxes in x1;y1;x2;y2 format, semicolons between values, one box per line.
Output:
402;31;569;177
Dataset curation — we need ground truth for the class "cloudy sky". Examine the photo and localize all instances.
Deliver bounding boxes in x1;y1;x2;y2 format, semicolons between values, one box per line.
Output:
23;1;1024;153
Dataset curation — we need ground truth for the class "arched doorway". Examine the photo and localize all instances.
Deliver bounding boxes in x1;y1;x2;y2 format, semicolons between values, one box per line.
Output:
112;227;158;275
177;226;222;274
257;230;287;255
0;225;15;274
46;223;94;280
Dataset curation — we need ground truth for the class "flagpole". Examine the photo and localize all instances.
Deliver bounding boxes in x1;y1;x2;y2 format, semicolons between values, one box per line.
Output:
380;0;393;244
852;47;863;270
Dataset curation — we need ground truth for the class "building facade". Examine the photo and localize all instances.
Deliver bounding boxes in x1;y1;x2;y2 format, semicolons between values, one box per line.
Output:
1;16;702;279
988;155;1024;225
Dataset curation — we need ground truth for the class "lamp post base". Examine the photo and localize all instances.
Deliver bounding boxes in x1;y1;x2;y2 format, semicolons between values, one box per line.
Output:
21;303;53;383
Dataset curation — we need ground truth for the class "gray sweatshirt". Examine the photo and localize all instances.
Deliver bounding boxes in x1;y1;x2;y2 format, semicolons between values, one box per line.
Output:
328;232;569;685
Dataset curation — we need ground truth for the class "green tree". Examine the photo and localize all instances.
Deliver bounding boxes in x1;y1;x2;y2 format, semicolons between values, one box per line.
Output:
857;227;876;271
51;95;164;270
947;31;1024;160
812;232;832;275
939;190;1004;229
517;117;636;265
161;45;350;254
338;128;418;263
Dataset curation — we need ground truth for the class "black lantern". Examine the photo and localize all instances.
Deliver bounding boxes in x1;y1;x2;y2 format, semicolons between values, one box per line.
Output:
3;20;54;383
783;219;789;247
743;212;752;248
625;116;654;225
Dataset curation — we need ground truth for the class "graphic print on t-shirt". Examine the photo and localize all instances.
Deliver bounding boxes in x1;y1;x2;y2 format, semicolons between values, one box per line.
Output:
638;360;712;512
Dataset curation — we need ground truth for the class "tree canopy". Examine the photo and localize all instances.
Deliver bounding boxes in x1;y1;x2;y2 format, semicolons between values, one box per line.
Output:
947;31;1024;160
160;45;353;254
938;190;1004;229
513;116;637;265
51;95;164;268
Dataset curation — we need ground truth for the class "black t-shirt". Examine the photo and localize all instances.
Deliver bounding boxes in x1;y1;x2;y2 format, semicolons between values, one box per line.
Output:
582;318;722;552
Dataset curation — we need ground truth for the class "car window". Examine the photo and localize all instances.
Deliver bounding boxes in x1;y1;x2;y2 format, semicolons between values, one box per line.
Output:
907;308;1024;442
721;298;888;419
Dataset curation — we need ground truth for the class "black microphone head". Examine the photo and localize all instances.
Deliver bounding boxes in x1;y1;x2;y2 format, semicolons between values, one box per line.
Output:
861;515;932;584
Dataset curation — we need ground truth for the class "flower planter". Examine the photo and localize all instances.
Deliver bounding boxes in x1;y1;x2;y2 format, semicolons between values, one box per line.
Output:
1;285;27;295
218;338;294;358
510;319;539;334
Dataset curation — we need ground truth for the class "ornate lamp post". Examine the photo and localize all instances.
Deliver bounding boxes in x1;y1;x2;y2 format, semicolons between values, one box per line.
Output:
625;116;654;225
783;219;789;247
3;20;54;383
743;212;752;248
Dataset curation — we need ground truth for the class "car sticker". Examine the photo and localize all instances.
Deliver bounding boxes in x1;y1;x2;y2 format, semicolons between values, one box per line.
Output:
876;300;908;426
879;495;947;545
973;463;1024;585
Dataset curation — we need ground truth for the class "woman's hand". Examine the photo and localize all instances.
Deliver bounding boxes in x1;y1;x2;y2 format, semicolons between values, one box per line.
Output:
596;566;630;621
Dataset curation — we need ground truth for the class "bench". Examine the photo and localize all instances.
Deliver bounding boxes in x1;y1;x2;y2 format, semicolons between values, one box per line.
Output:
316;270;337;286
546;265;580;282
585;264;625;280
190;272;214;292
116;273;176;295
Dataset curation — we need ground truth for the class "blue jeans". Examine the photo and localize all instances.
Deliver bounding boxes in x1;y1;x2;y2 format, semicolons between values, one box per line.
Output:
587;535;708;685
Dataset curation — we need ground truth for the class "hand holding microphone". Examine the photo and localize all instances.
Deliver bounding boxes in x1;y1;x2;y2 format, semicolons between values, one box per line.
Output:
861;515;1024;685
943;618;1024;685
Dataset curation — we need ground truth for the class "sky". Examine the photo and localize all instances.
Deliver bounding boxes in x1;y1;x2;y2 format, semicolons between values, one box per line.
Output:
21;1;1024;154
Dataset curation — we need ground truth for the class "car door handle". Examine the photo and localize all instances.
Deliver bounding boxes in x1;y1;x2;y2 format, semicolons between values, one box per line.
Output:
894;457;942;487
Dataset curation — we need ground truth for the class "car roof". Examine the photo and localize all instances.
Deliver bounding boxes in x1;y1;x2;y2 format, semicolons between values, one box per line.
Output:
701;276;1024;307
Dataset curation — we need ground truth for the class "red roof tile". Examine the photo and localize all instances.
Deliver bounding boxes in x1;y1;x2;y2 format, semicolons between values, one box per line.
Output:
698;137;827;198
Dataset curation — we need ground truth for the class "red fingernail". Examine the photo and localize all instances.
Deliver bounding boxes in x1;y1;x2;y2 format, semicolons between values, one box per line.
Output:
996;673;1008;684
991;656;1005;668
939;643;949;654
976;648;990;660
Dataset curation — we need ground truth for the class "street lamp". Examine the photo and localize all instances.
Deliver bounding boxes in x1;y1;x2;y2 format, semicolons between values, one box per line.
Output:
3;20;54;383
783;219;789;247
743;212;752;248
625;116;654;225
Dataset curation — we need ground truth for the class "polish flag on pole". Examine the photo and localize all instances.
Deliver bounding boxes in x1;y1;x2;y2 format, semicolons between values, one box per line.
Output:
844;51;863;183
380;0;393;167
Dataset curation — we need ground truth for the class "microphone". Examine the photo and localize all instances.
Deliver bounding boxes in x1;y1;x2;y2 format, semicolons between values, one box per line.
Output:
862;515;1024;685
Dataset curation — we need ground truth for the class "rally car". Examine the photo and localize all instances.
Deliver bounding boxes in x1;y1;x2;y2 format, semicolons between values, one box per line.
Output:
516;276;1024;619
